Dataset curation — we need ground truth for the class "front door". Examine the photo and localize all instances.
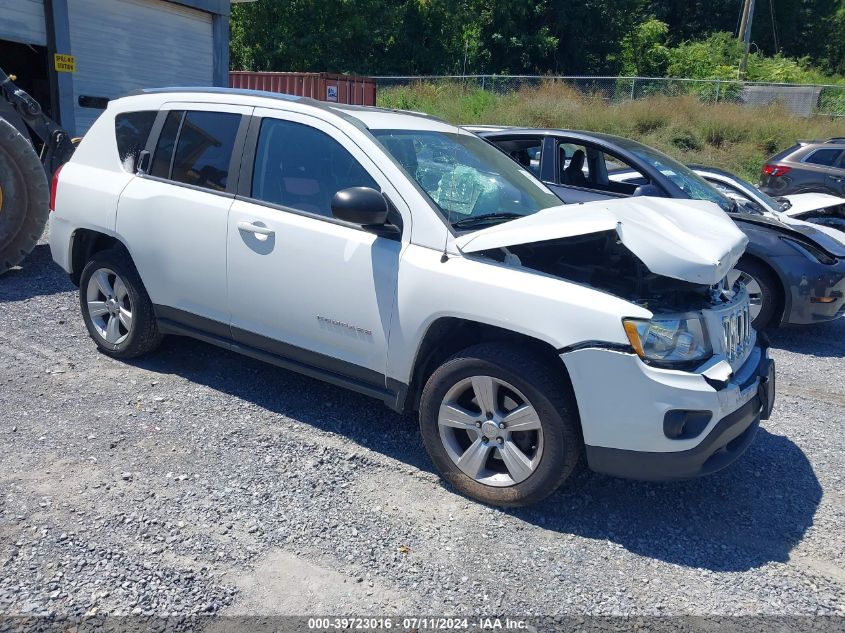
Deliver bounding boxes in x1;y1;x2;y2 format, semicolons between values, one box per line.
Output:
226;109;405;391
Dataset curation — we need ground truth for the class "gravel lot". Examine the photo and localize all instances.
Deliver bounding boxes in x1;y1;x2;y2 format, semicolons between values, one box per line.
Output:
1;241;844;624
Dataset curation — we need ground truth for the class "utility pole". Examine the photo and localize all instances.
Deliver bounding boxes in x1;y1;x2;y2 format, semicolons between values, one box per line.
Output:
738;0;756;78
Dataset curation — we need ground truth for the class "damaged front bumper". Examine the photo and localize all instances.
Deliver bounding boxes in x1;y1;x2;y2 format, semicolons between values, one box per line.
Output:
561;343;775;481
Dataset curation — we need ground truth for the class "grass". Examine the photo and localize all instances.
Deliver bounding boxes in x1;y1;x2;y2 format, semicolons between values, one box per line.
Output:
377;81;845;182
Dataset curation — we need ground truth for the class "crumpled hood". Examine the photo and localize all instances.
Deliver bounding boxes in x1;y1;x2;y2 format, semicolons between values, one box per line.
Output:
781;192;845;217
455;197;748;285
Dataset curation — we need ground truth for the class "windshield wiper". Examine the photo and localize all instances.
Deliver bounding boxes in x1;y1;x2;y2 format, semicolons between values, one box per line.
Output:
451;212;524;229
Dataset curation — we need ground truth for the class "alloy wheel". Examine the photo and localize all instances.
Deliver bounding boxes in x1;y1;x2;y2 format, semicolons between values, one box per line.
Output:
728;268;763;321
86;268;133;345
438;375;544;487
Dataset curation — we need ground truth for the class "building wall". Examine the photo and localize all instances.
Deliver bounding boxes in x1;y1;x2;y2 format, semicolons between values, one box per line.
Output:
0;0;46;45
67;0;216;132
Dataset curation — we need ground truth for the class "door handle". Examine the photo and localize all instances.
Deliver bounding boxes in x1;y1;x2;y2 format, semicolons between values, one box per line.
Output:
237;221;275;237
829;175;843;182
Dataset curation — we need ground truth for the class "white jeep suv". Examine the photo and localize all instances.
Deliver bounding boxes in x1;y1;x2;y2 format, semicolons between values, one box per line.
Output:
49;88;775;506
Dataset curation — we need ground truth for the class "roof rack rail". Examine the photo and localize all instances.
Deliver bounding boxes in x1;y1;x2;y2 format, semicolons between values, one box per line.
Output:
826;137;845;143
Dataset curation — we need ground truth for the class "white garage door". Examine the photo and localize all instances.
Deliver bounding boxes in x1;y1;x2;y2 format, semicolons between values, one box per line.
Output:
0;0;46;45
68;0;213;133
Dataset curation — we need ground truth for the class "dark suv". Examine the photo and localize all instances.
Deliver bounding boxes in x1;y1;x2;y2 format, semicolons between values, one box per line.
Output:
760;138;845;196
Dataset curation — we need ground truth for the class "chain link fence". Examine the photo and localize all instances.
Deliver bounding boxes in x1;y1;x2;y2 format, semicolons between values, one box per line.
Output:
374;75;845;117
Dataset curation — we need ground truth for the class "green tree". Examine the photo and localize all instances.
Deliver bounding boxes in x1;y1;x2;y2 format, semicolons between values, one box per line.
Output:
620;18;671;76
229;0;845;81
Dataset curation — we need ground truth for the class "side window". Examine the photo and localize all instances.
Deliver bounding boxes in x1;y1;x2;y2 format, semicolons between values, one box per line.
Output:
150;110;182;179
114;111;156;171
251;118;378;217
804;148;843;167
170;111;241;192
595;150;649;195
558;142;590;186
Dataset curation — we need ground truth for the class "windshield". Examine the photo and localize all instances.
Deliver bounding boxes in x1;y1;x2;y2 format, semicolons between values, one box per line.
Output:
614;138;734;213
721;173;784;212
371;129;563;228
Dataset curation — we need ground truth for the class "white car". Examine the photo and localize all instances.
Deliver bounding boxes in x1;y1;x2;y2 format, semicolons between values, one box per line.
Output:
692;165;845;238
49;89;775;506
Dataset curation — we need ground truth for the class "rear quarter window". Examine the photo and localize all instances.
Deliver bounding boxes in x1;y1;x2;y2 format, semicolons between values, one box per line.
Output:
114;111;156;171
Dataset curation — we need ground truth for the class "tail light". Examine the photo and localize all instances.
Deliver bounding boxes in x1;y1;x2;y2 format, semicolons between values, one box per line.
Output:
50;164;64;212
762;164;791;178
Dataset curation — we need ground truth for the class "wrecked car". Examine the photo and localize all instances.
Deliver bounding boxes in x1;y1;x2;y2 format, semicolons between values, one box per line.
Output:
50;90;774;507
473;127;845;330
692;164;845;235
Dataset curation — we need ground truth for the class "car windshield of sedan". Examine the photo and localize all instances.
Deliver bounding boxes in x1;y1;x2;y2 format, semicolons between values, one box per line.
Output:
372;129;563;229
722;174;784;212
616;139;735;213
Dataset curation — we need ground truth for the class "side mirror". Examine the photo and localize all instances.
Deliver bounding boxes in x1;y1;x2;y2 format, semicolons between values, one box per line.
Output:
632;183;665;197
331;187;389;226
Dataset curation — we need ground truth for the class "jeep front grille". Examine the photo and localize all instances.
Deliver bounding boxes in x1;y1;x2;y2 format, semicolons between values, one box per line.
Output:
723;303;752;361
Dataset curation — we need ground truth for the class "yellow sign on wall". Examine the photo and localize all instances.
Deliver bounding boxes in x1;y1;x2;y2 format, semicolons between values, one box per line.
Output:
54;54;76;73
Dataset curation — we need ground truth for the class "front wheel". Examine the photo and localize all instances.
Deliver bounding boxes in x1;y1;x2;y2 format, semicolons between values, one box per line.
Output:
728;259;781;330
418;343;582;507
79;248;162;358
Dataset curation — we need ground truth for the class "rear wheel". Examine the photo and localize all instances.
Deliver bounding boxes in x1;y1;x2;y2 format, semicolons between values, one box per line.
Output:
79;248;162;358
419;343;582;507
728;258;781;330
0;117;49;274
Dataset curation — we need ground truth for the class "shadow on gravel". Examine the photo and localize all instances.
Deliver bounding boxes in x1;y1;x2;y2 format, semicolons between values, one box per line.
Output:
129;336;432;472
510;427;822;572
768;319;845;358
0;244;73;302
131;337;821;574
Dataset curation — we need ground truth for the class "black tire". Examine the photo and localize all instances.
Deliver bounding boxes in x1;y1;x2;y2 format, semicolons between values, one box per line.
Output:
418;342;582;507
79;247;162;358
0;117;49;274
734;257;781;331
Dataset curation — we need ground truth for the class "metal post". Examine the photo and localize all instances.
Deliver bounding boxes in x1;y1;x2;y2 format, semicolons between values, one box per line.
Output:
630;78;636;100
739;0;756;78
715;80;721;103
738;0;752;42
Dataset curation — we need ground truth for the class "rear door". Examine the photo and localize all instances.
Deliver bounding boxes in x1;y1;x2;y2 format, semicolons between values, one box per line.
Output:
799;147;845;194
831;152;845;195
116;103;251;331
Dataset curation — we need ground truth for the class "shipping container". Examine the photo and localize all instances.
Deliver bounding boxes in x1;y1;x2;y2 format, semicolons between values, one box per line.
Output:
229;71;376;106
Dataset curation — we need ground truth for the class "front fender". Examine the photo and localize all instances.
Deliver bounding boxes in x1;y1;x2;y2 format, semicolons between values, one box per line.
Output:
387;245;650;384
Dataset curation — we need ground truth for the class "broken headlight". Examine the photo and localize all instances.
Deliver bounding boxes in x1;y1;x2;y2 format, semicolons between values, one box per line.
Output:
623;316;712;366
